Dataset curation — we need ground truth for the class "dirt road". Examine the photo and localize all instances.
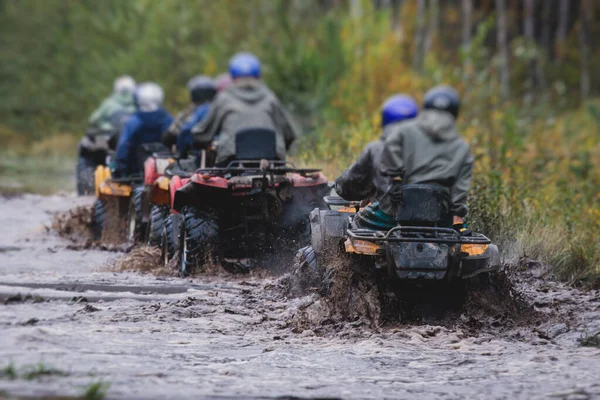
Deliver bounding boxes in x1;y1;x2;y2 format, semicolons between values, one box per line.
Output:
1;194;600;399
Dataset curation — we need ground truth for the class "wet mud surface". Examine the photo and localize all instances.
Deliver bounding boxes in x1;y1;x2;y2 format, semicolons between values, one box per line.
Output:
1;195;600;399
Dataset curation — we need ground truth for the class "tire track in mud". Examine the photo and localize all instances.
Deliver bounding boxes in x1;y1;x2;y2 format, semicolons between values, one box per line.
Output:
1;195;600;399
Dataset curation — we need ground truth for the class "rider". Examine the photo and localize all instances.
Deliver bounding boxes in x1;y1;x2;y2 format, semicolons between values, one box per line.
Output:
191;52;300;165
88;75;136;131
113;82;173;178
162;75;217;154
354;86;474;233
334;94;418;203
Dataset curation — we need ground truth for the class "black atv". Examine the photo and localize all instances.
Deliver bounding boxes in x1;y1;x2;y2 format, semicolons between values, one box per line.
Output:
303;184;500;282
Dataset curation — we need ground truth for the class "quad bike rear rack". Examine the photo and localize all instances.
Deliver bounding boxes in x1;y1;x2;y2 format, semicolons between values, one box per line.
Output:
194;160;321;177
347;226;491;245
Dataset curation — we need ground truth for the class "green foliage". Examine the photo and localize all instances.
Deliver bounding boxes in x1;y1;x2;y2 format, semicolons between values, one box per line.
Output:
82;381;110;400
1;362;17;380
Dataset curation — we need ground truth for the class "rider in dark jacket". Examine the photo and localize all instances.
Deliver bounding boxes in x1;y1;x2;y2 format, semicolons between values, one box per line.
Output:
162;76;216;154
114;82;173;177
335;94;419;203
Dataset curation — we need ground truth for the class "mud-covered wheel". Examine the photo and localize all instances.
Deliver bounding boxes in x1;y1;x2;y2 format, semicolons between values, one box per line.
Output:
161;213;181;266
126;187;146;244
147;205;169;247
178;207;218;277
93;199;105;240
76;156;96;196
287;245;324;297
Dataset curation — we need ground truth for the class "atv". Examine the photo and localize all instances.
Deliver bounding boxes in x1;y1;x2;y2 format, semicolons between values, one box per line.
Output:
169;128;330;276
303;184;500;282
77;126;119;195
145;155;198;249
93;143;170;244
77;111;131;195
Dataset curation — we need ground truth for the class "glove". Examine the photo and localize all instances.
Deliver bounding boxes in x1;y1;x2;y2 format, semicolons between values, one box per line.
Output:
453;223;472;236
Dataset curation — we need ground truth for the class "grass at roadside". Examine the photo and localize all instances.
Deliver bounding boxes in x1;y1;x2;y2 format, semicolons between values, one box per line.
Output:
0;133;77;195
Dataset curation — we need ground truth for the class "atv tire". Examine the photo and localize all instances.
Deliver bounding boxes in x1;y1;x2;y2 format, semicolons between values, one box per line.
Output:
126;187;146;244
76;156;97;196
93;199;105;240
147;205;169;247
287;245;324;297
161;213;181;266
178;207;218;277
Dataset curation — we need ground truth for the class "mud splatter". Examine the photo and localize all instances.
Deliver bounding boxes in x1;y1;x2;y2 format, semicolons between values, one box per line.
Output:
51;205;95;245
106;246;171;276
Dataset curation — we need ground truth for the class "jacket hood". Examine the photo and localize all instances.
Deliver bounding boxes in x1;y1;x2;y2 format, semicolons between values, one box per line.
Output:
112;92;135;108
136;108;171;128
418;109;458;142
224;80;270;104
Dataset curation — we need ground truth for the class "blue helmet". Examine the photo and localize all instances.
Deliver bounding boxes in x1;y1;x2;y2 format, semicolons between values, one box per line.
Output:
381;94;419;127
229;52;261;79
423;85;460;118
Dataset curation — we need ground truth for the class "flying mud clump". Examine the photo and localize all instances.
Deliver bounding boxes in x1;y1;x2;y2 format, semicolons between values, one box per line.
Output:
51;205;130;251
51;205;96;247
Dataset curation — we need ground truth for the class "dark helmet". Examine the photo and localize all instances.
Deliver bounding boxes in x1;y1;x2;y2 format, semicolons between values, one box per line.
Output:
229;52;261;79
423;85;460;118
381;94;419;127
187;75;216;104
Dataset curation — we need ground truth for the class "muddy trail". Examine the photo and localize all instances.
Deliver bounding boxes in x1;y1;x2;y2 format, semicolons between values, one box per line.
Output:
1;195;600;399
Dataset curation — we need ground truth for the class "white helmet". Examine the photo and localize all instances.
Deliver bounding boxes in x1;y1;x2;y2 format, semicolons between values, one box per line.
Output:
113;75;136;95
135;82;164;112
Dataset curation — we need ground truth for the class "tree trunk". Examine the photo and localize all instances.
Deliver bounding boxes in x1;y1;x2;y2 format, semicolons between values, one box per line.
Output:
424;0;439;56
579;0;591;100
541;0;553;57
413;0;427;72
555;0;570;64
461;0;473;80
523;0;536;104
390;0;403;37
495;0;510;101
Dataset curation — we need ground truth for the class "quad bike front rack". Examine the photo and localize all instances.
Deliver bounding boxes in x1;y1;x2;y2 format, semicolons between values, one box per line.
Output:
347;226;491;245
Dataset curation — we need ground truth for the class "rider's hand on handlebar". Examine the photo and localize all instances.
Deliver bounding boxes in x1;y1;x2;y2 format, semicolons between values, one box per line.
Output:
453;223;472;236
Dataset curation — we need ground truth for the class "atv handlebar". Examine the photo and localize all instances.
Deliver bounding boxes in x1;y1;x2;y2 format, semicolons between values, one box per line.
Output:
347;226;491;245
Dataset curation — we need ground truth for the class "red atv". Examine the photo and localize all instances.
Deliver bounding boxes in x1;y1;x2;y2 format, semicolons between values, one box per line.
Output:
168;128;330;276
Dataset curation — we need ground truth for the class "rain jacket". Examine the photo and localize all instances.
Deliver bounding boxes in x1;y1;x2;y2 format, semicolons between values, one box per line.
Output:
114;108;173;176
191;79;299;164
89;92;136;131
334;124;399;202
379;110;474;217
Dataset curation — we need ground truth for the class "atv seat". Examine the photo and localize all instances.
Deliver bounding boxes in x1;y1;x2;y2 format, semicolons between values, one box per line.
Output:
235;128;277;160
393;184;450;225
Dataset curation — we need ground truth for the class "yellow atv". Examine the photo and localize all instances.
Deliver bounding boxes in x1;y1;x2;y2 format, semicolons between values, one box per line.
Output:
92;144;172;244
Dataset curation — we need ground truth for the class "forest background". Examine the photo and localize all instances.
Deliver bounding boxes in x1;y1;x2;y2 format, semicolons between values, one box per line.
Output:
0;0;599;284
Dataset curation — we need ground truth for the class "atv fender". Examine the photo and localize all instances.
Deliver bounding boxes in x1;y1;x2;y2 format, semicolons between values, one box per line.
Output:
460;243;501;278
309;208;349;259
144;157;158;185
95;165;131;197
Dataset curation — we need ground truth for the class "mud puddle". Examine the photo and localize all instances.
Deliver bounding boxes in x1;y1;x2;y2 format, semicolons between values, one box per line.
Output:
2;195;600;399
